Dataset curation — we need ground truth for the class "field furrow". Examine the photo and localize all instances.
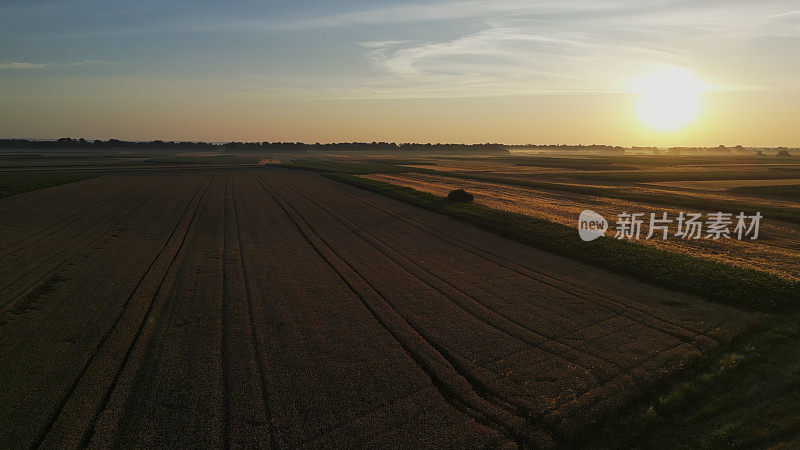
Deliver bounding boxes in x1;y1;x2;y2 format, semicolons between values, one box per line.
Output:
0;175;209;446
0;168;753;448
254;175;531;445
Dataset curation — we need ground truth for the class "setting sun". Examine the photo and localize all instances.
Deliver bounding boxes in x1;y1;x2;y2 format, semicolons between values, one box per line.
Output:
633;67;707;131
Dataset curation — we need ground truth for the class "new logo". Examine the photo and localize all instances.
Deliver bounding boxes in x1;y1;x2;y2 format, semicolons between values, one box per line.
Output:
578;209;607;241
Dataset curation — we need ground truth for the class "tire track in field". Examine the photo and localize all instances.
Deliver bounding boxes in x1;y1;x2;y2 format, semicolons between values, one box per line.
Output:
322;178;719;348
254;176;551;447
284;178;626;382
256;176;534;443
226;176;275;448
317;176;733;429
281;178;621;405
33;176;212;449
261;178;525;408
80;175;212;447
221;177;232;449
0;189;122;274
0;189;161;316
0;191;123;257
292;179;712;379
282;178;699;431
283;182;644;389
295;174;734;438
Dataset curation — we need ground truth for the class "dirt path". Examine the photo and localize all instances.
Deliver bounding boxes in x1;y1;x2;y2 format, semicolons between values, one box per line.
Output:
0;169;751;447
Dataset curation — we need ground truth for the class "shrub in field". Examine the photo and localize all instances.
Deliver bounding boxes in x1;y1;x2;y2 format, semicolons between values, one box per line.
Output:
447;189;474;203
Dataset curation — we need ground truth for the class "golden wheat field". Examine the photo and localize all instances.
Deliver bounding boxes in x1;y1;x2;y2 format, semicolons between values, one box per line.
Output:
360;155;800;280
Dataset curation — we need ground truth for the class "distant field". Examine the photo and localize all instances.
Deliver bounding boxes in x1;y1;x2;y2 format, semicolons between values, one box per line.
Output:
143;154;253;165
0;172;95;199
574;169;800;182
400;157;800;184
274;158;418;174
491;156;638;171
363;158;437;166
647;178;800;191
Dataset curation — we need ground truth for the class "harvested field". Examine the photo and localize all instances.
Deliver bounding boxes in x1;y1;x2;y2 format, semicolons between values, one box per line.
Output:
574;169;800;183
363;173;800;280
0;168;751;447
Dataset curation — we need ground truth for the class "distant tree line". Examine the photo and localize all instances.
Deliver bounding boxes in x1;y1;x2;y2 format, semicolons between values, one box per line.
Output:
508;144;797;154
669;145;741;153
5;139;792;155
216;141;510;154
0;138;217;151
0;138;509;154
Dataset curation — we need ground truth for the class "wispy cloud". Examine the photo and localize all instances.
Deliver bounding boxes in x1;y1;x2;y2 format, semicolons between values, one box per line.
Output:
271;0;652;30
766;9;800;18
358;40;411;49
0;60;114;70
351;0;800;98
0;62;50;70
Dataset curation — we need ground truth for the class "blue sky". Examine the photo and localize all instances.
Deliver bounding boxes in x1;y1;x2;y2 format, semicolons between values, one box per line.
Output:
1;0;799;144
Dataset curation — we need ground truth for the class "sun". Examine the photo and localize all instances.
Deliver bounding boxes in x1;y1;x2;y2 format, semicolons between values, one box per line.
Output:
632;67;707;131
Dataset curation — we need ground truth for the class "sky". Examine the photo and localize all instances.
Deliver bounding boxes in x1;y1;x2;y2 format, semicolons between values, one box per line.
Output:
1;0;799;146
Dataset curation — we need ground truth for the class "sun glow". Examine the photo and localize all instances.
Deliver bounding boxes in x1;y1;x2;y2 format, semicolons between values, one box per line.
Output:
632;67;708;131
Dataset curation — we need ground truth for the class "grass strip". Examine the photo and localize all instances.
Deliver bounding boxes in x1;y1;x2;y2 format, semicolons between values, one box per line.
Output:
323;172;800;312
0;172;96;200
579;312;800;448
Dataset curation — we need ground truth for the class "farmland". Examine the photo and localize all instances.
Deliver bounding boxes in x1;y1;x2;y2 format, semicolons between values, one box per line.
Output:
0;166;753;447
4;0;800;445
1;148;799;448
